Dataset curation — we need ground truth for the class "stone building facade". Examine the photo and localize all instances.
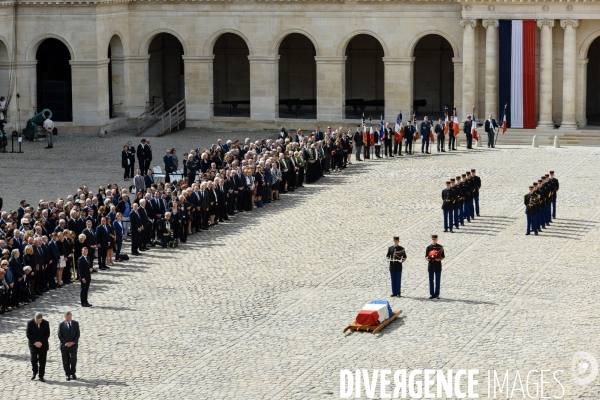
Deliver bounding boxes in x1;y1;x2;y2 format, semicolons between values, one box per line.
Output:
0;0;599;132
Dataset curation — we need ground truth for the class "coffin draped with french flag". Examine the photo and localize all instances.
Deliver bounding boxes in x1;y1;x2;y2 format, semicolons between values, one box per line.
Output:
499;20;536;129
354;300;394;326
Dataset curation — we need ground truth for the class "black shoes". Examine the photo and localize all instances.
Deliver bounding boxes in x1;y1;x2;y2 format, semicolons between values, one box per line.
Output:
72;374;77;380
429;296;435;299
31;373;36;380
39;377;45;382
66;375;71;381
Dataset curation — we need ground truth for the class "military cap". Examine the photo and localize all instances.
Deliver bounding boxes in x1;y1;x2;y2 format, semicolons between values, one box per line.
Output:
393;236;399;241
431;234;438;239
549;170;554;174
471;168;476;172
446;181;451;184
450;178;456;182
529;186;534;189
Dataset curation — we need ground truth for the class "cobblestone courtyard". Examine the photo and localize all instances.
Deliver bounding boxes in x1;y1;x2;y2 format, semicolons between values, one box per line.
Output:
1;131;599;398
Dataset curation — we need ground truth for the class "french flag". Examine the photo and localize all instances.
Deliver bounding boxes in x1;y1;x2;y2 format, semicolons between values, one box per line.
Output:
499;20;536;129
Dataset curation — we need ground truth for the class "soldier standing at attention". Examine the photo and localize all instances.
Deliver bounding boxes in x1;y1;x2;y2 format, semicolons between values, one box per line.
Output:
471;169;481;216
549;170;559;219
435;118;445;152
442;181;454;233
524;185;539;235
450;178;459;231
425;235;445;299
386;236;407;298
465;172;474;221
455;175;465;226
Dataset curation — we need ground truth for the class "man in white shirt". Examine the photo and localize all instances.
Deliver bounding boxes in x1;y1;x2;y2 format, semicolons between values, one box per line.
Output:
43;118;55;149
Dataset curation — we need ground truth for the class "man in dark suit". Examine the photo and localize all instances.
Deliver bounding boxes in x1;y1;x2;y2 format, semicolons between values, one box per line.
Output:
144;169;154;188
95;217;111;270
26;312;50;382
484;114;498;148
58;311;80;380
82;221;97;272
145;139;153;172
77;247;93;307
138;200;150;250
127;141;136;179
129;203;143;256
315;126;324;141
137;139;148;175
353;125;363;161
463;115;473;149
9;249;23;307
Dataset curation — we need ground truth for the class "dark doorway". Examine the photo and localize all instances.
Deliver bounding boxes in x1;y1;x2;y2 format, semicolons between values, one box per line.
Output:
413;34;454;121
345;35;384;119
108;35;125;118
148;33;185;110
213;33;250;117
278;34;316;119
36;39;72;121
586;36;600;125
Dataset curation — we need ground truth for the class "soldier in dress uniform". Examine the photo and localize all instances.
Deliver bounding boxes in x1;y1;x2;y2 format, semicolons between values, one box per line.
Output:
543;174;553;225
442;181;454;233
549;171;559;219
450;178;459;230
464;172;474;221
425;234;445;299
386;236;407;298
537;179;547;230
470;169;481;216
524;185;539;235
455;175;465;226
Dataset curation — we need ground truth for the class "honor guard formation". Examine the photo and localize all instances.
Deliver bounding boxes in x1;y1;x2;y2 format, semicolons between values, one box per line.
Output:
441;169;481;233
524;171;559;236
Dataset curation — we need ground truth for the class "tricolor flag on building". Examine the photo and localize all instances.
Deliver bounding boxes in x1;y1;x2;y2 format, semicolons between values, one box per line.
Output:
499;20;536;129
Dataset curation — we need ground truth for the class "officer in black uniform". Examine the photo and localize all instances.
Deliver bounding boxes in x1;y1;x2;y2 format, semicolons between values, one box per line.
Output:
425;235;445;299
543;174;553;225
524;184;539;235
471;169;481;216
464;172;474;221
435;119;445;152
463;115;473;149
442;181;454;232
386;236;407;298
448;123;456;151
537;179;547;230
450;178;459;230
549;170;559;219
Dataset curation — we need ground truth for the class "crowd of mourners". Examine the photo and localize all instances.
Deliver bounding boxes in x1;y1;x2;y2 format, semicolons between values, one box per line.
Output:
0;125;374;313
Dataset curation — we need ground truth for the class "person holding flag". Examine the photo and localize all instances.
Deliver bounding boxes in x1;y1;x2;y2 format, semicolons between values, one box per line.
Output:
394;113;403;156
448;108;457;151
485;114;499;148
420;116;432;154
375;116;384;158
463;114;473;149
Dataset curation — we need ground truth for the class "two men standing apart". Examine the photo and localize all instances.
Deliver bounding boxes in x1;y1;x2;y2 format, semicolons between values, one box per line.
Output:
26;311;81;382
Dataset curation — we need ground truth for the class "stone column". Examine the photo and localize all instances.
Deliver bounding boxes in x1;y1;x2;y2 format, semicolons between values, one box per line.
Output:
123;55;150;118
182;55;213;121
383;57;413;123
577;59;588;128
12;61;37;131
70;59;111;129
536;19;555;129
315;56;345;122
248;56;279;121
460;18;477;120
560;19;580;130
452;58;463;117
482;19;499;120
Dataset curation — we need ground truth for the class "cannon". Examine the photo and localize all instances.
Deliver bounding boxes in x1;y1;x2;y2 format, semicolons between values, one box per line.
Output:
23;109;52;140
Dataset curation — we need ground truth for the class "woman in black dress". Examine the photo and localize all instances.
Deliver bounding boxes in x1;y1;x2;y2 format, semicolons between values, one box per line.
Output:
333;137;344;173
106;215;116;266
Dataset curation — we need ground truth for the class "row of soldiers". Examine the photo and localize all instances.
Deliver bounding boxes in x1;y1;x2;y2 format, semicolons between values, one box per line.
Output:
524;171;559;235
441;169;482;233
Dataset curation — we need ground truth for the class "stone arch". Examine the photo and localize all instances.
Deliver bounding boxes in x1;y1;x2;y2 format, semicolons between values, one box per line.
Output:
408;30;459;58
212;32;251;117
270;29;320;57
139;28;187;56
583;33;600;124
204;29;253;56
26;33;75;61
338;30;388;57
107;31;126;57
108;34;125;118
0;36;11;61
